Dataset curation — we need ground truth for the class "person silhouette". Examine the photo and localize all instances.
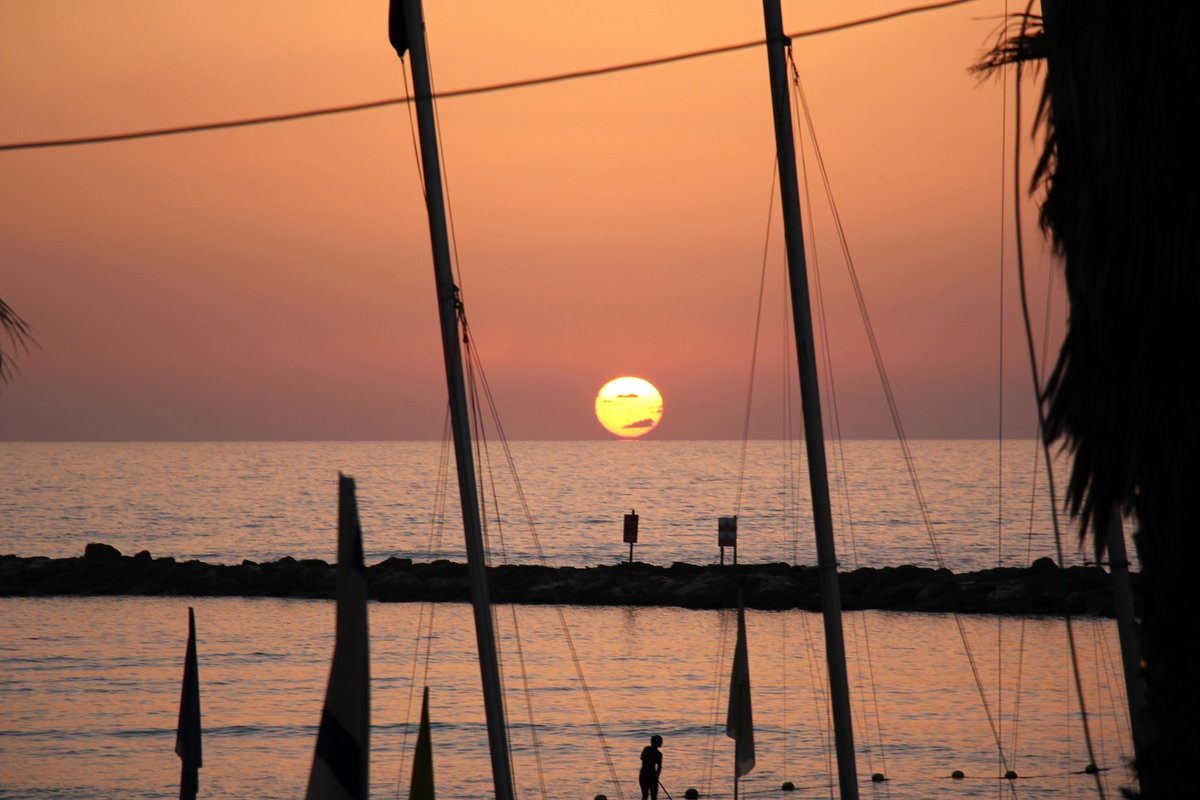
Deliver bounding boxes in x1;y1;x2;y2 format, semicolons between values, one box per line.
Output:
639;734;663;800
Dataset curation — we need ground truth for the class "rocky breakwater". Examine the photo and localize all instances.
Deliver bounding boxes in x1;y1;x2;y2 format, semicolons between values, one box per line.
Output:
0;543;1131;616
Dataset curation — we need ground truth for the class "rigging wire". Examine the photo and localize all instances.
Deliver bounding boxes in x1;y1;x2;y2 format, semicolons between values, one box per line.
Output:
790;99;855;800
778;250;801;784
419;33;529;789
798;610;838;800
392;411;452;798
785;111;838;800
719;156;779;794
466;339;550;799
466;355;514;785
401;31;589;796
1008;5;1106;797
0;0;985;153
399;56;426;200
1094;622;1134;777
994;4;1010;795
786;49;892;792
786;37;1021;782
1009;244;1057;769
733;162;779;517
702;610;733;798
456;308;627;800
1002;258;1052;780
422;32;468;293
781;270;802;566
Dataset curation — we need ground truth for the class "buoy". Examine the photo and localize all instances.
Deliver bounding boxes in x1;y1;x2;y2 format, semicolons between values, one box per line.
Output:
951;770;965;780
871;772;886;783
1085;763;1099;774
1005;770;1018;780
781;781;796;791
684;789;700;799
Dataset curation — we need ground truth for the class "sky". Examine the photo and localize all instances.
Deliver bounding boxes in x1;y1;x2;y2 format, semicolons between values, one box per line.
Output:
0;0;1057;442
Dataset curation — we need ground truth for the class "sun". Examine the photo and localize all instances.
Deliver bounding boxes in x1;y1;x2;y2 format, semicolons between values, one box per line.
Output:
595;377;664;439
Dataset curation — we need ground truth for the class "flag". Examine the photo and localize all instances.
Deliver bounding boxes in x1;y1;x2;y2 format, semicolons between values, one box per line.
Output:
387;0;408;58
306;473;371;800
409;687;436;800
726;593;755;779
176;606;202;800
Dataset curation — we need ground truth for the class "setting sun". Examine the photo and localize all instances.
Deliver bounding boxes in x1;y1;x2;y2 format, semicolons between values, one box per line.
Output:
594;377;664;438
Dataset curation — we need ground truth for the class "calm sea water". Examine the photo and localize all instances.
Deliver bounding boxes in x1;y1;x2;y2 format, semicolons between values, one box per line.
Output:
0;441;1135;798
0;440;1101;572
0;598;1134;800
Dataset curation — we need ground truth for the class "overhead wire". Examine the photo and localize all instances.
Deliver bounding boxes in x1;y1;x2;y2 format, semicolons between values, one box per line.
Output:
0;0;985;153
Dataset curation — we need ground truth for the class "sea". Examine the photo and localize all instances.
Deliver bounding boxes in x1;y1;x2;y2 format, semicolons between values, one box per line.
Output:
0;440;1136;798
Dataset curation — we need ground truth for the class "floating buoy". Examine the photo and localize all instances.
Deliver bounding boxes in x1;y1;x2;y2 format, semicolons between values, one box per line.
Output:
871;772;887;783
781;781;796;791
1005;770;1018;780
684;789;700;799
1085;763;1099;774
951;770;965;780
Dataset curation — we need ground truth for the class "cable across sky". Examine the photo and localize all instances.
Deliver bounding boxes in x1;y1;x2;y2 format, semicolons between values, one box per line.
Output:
0;0;982;153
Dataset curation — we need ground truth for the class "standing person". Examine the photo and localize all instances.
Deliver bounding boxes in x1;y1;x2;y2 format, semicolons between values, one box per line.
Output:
639;734;663;800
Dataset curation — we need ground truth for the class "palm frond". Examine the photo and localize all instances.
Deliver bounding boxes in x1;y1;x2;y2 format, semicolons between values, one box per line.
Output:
1011;5;1200;795
0;298;34;386
971;13;1046;74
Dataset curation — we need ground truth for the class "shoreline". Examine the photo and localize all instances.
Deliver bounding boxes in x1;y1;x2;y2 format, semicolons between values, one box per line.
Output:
0;543;1130;616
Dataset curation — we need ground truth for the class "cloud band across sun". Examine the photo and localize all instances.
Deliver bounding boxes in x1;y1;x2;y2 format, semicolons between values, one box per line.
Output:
595;377;664;438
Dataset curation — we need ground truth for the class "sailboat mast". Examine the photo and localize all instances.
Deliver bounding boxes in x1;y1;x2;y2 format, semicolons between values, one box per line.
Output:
760;2;859;799
395;1;516;798
1104;511;1145;766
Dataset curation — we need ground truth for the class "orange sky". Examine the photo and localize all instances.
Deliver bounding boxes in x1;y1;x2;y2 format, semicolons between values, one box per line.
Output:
0;0;1056;441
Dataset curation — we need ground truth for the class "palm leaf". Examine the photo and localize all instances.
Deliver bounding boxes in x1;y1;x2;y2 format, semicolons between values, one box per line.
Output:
0;298;34;387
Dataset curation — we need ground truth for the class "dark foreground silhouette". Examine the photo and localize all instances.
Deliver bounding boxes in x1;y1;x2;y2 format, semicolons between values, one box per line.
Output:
0;543;1130;616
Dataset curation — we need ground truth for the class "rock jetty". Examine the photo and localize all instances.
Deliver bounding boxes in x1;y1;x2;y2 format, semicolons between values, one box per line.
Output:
0;543;1130;616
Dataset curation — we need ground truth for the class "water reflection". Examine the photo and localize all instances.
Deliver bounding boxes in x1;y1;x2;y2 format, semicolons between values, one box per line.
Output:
2;596;1135;798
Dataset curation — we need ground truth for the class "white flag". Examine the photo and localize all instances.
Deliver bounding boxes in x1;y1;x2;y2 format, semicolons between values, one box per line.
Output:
726;594;755;778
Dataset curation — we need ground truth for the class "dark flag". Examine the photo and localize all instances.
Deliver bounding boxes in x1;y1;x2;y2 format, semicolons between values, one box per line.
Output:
387;0;409;59
409;687;435;800
176;606;202;800
306;474;370;800
726;593;755;780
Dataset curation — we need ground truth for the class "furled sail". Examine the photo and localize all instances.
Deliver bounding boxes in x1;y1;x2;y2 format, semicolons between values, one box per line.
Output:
176;607;202;800
409;687;436;800
306;474;370;800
